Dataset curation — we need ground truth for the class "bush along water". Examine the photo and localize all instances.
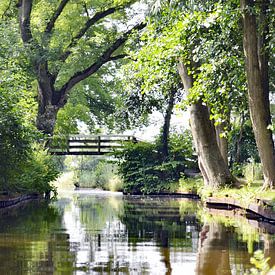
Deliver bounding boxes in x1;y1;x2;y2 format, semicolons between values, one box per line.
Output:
0;136;59;198
73;157;123;192
0;90;59;198
114;131;198;194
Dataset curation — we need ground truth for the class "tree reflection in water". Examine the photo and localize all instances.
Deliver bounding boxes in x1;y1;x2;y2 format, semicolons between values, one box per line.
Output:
196;222;232;275
0;199;76;274
0;191;274;274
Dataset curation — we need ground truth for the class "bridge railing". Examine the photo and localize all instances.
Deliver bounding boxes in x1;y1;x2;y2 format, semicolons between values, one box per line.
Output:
49;134;138;155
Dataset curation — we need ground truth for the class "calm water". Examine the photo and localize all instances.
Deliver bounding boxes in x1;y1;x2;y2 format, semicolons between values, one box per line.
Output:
0;190;274;275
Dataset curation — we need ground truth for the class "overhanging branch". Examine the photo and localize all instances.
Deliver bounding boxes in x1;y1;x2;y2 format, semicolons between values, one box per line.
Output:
109;54;128;61
1;0;12;19
58;22;146;106
59;6;118;62
45;0;70;34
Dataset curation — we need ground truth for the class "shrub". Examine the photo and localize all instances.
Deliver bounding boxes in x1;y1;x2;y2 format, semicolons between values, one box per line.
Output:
228;123;259;163
178;177;203;193
0;91;59;195
114;131;197;194
10;145;59;195
231;162;244;177
0;22;59;197
108;175;123;192
75;159;122;191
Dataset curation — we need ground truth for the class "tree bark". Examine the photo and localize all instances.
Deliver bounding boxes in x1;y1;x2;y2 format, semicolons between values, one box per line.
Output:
235;114;245;164
215;121;228;165
241;0;275;189
36;104;59;135
178;62;235;188
161;89;176;160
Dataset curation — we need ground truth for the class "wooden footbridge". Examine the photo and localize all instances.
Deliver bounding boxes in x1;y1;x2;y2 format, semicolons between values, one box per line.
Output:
49;134;138;155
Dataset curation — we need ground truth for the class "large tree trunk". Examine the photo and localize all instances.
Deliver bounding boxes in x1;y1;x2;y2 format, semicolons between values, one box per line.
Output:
160;89;176;160
35;65;61;136
178;62;235;188
241;0;275;189
36;104;59;136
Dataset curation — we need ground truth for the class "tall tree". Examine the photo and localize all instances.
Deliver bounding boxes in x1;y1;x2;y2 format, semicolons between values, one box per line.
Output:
17;0;145;135
241;0;275;189
178;62;234;187
129;2;242;187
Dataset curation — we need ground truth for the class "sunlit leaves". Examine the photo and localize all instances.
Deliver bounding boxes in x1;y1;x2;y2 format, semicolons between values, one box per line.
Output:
121;0;248;136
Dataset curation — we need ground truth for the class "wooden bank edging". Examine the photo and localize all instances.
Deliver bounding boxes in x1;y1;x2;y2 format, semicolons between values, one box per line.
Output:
124;191;275;221
141;191;275;222
0;194;41;209
205;197;275;222
206;207;275;234
124;192;200;199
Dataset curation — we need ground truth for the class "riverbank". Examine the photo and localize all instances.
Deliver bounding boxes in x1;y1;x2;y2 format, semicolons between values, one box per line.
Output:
51;172;275;222
0;193;42;209
200;185;275;222
206;196;275;221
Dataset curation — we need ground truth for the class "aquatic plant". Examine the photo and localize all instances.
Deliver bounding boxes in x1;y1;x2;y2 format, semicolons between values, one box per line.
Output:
246;250;275;275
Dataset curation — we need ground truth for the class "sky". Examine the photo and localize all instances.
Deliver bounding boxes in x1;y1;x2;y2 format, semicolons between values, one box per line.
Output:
124;109;190;141
77;108;190;141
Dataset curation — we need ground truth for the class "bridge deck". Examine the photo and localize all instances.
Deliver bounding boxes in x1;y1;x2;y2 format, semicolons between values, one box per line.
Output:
50;134;137;155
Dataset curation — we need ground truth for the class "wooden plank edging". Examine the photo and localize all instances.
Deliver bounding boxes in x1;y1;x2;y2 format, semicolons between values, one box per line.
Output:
206;197;275;221
0;194;41;209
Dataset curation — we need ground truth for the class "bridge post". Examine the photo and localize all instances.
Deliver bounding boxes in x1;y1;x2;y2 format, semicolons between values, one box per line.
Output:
97;136;101;154
66;137;70;153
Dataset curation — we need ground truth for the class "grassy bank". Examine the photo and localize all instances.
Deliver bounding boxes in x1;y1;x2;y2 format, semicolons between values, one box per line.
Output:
177;176;275;213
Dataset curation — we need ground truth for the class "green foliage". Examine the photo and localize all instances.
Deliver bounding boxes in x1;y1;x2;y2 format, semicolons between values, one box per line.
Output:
115;131;197;194
231;160;263;183
0;120;59;194
166;132;197;169
54;102;90;136
16;146;59;195
243;162;263;183
0;73;59;192
246;250;274;275
14;0;145;135
229;121;259;164
54;66;126;134
126;1;246;126
178;177;203;194
0;19;59;196
231;162;244;177
73;157;122;191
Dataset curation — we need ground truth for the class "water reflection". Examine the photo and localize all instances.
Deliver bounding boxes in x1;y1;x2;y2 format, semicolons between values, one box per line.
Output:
0;200;76;274
0;191;274;274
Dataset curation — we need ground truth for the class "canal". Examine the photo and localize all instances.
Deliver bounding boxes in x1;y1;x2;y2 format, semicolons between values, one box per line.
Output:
0;190;274;274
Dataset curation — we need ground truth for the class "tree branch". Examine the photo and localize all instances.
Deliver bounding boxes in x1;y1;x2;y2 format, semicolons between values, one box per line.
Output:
83;2;89;17
18;0;33;43
109;54;128;61
1;0;12;19
59;6;118;62
58;22;146;106
45;0;70;34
